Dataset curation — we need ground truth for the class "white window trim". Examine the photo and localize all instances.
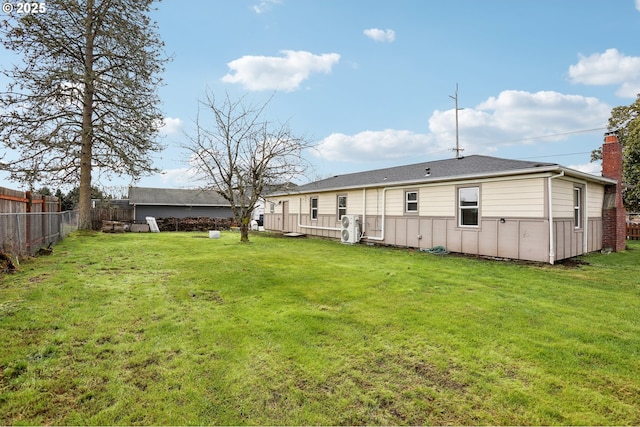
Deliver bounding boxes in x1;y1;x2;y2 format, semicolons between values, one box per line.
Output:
310;196;318;220
574;187;582;229
337;194;347;220
405;190;418;213
458;186;480;228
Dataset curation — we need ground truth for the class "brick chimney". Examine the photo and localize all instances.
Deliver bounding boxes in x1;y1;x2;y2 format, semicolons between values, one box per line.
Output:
601;131;626;252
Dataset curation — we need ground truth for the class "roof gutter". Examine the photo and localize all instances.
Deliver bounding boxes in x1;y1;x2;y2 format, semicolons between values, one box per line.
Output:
270;165;615;197
361;187;388;241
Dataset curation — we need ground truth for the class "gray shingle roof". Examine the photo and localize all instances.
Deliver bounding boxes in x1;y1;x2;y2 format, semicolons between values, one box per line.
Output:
128;187;231;206
285;155;562;194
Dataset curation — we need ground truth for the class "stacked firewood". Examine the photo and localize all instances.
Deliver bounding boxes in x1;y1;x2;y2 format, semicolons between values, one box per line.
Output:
101;220;126;233
154;217;234;232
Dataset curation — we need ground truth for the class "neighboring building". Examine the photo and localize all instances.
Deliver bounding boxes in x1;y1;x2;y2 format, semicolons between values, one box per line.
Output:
92;199;130;209
128;186;233;223
264;133;626;264
252;198;265;225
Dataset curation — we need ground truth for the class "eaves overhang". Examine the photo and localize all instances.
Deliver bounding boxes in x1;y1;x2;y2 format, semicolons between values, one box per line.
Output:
267;165;617;197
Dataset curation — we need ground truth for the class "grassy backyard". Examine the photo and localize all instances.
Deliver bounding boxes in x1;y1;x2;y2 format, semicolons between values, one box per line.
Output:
1;231;639;425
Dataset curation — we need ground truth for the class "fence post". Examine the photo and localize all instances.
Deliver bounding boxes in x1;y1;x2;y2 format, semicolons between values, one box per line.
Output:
15;213;22;255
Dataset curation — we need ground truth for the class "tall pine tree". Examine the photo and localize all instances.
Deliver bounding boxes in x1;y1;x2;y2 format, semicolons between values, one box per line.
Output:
1;0;168;228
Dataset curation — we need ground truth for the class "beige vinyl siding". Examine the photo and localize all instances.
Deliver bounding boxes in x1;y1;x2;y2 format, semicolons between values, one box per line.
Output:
317;193;335;215
482;178;545;218
365;188;384;216
311;190;365;217
587;182;604;217
347;190;364;214
265;197;283;214
385;188;405;216
283;197;302;214
271;173;605;222
422;185;455;216
552;179;575;218
372;186;456;217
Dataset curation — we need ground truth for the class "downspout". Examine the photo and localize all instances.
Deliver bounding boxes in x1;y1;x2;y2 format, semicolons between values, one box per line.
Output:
362;187;388;241
362;188;366;238
362;183;430;242
548;171;565;264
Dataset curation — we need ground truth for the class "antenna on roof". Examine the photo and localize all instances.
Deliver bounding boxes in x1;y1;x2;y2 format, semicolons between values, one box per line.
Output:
449;83;464;159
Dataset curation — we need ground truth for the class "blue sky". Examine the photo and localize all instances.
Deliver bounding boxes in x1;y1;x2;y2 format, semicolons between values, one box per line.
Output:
4;0;640;192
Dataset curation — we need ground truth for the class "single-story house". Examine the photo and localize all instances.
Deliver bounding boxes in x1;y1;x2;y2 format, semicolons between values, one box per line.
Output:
128;186;233;223
264;133;626;264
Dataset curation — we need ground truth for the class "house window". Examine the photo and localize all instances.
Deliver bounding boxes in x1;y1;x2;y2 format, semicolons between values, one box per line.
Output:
337;195;347;220
574;187;581;229
310;196;318;220
269;202;275;213
405;191;418;213
458;187;479;227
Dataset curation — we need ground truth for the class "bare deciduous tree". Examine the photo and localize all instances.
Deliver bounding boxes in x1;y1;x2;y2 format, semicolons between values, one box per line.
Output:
0;0;168;229
184;91;312;242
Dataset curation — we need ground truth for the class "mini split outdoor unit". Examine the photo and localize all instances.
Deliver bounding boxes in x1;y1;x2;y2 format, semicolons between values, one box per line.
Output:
340;214;361;244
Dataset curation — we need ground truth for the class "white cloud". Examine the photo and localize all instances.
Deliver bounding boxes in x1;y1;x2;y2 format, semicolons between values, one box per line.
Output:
363;28;396;43
159;117;183;135
568;48;640;97
314;129;431;162
314;90;611;163
568;161;601;176
636;0;640;11
252;0;282;14
221;50;341;92
472;90;609;138
616;81;640;98
158;167;202;186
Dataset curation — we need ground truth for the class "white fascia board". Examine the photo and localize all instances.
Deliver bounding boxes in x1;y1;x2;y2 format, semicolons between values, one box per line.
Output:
270;165;616;197
277;166;559;195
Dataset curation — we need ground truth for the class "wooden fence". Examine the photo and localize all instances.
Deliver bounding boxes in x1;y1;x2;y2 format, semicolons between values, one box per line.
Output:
0;186;78;257
627;222;640;240
0;186;60;214
91;206;134;230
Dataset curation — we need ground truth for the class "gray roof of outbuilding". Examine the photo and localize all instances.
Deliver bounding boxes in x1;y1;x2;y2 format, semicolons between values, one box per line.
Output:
276;155;611;195
128;186;231;206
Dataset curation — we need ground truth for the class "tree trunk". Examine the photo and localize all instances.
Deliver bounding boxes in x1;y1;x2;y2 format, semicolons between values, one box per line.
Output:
240;215;250;242
78;138;92;229
78;0;95;230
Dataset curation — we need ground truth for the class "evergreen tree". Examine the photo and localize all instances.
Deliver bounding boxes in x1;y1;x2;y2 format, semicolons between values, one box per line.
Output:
0;0;169;229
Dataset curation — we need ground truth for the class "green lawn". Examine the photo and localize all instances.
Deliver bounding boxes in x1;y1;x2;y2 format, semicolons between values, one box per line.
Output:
1;231;639;425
